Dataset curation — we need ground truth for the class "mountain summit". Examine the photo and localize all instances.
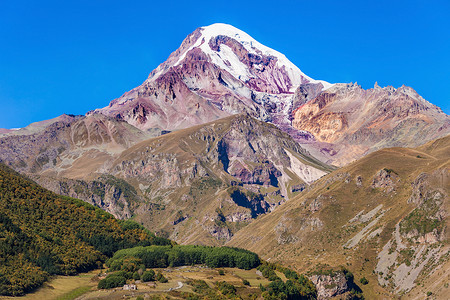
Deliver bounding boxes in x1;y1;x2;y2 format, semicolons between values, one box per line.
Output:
94;23;332;132
148;23;333;92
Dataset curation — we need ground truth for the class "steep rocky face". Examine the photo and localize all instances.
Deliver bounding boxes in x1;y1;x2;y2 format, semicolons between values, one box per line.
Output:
309;271;354;300
30;174;136;219
375;169;448;294
292;83;450;165
111;114;329;193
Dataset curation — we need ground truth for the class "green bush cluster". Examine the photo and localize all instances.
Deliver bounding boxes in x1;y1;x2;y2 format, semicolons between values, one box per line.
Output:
262;278;317;300
257;263;279;281
216;281;237;296
107;245;261;270
156;272;168;283
183;279;242;299
142;270;155;282
97;274;126;289
257;262;317;299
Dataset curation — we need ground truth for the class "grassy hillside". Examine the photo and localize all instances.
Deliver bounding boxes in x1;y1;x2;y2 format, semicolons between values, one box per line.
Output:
228;135;450;298
0;163;171;296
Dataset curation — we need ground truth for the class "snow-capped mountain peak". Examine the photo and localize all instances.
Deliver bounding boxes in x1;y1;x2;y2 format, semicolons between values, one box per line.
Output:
199;24;332;89
151;23;333;92
97;23;337;132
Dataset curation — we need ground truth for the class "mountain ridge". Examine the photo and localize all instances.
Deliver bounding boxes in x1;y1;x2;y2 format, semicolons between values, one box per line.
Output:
86;23;449;166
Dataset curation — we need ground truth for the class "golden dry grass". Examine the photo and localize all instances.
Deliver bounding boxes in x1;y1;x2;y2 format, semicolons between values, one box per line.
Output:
226;135;450;299
0;270;98;300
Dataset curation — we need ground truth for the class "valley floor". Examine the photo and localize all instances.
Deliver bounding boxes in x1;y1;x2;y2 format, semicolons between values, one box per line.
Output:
0;267;272;300
0;270;99;300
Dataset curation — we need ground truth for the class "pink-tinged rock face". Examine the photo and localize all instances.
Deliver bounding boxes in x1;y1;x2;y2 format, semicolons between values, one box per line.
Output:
208;35;295;93
95;24;330;133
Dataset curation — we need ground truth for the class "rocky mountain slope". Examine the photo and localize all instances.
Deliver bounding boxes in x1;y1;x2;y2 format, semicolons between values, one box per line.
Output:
0;113;153;176
89;23;449;166
227;134;450;299
106;114;332;244
293;83;450;166
0;114;155;219
0;113;333;243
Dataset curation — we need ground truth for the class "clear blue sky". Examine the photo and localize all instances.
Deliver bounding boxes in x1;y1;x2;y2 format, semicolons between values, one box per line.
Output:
0;0;449;128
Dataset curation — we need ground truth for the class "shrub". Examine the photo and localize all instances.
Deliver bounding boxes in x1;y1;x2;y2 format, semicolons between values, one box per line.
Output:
97;274;126;289
132;272;140;280
189;279;210;294
156;272;168;283
216;281;236;295
142;270;155;282
360;277;369;285
218;269;225;275
242;279;250;286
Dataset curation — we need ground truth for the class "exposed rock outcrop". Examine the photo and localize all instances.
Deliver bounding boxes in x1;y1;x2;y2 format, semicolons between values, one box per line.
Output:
309;270;354;300
371;168;399;193
375;169;448;294
292;83;450;165
31;174;136;219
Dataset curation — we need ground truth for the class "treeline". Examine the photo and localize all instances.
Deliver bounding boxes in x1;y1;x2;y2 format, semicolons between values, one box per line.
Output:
0;163;171;296
107;245;261;270
258;262;317;299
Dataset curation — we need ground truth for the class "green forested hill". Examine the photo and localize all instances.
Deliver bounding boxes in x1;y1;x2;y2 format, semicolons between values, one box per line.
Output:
0;163;171;296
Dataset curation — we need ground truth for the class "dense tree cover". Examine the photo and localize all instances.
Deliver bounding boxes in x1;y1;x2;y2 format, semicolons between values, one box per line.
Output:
107;245;261;270
258;262;317;300
0;163;171;296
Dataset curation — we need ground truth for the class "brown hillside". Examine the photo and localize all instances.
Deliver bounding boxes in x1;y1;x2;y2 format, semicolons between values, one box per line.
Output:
227;135;450;298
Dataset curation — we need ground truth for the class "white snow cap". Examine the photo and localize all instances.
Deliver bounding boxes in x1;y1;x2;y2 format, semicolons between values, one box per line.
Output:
175;23;333;91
